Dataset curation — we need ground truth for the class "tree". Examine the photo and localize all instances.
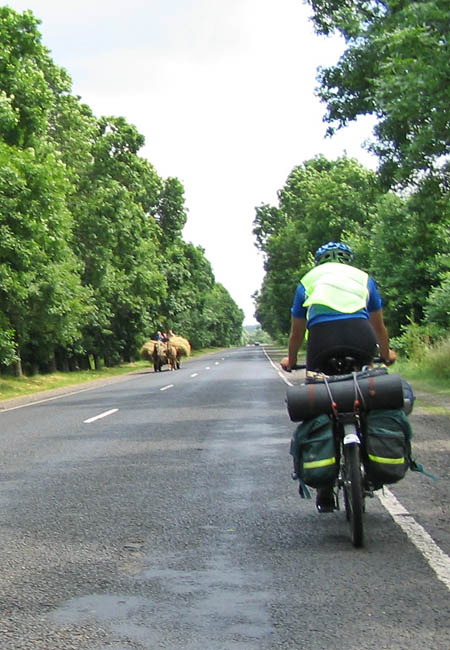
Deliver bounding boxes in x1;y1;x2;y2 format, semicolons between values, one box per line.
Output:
253;156;382;337
307;0;450;188
70;116;166;364
0;6;244;371
0;7;71;148
0;142;90;373
203;284;244;347
158;242;215;348
157;177;188;244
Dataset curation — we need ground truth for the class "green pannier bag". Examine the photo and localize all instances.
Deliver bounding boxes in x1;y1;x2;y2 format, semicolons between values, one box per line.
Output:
290;414;338;489
364;409;413;485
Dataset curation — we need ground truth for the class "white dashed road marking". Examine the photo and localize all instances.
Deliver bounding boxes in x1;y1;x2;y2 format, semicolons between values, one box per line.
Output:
84;408;119;424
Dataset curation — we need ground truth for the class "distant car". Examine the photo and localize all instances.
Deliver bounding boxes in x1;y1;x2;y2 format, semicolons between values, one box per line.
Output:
254;341;260;346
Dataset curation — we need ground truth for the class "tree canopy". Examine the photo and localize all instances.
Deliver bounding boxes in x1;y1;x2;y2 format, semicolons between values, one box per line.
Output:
0;8;244;375
252;1;449;343
253;153;449;340
253;156;383;338
307;0;450;189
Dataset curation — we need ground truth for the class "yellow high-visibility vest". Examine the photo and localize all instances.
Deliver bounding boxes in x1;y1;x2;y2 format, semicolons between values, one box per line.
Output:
301;262;369;321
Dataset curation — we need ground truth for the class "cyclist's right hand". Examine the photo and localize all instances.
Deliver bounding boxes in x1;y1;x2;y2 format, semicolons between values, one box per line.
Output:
384;349;397;366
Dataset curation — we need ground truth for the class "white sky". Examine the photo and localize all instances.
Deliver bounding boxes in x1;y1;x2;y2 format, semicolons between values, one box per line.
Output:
7;0;377;325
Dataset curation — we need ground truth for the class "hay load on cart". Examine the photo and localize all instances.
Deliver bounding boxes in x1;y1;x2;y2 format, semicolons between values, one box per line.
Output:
168;335;191;365
140;334;191;371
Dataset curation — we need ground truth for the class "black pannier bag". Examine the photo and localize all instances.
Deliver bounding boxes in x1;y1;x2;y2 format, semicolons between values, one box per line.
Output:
286;369;404;422
363;409;413;486
290;414;339;489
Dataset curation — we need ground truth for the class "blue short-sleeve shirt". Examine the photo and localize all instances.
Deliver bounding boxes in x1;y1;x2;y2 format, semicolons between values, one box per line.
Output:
291;277;383;327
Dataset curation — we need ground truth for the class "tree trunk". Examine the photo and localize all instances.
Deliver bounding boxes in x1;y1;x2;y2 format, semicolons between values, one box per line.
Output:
13;358;23;377
48;355;57;373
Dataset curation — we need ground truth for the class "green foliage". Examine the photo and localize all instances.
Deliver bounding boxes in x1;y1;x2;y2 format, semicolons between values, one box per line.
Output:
157;177;188;243
202;284;245;347
397;335;450;384
253;156;382;338
0;7;70;147
423;338;450;381
390;320;430;361
253;204;286;252
156;241;243;349
0;7;244;372
253;148;447;346
0;141;91;368
308;0;450;188
244;326;272;345
295;2;450;346
0;317;18;367
424;272;450;334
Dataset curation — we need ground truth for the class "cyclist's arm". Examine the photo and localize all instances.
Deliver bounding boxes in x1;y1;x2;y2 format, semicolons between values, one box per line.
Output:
281;316;306;370
369;309;397;364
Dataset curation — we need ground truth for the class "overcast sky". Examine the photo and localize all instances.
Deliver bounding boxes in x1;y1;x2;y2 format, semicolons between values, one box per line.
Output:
7;0;376;325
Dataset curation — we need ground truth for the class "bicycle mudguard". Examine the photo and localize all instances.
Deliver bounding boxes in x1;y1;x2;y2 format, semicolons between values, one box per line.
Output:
286;372;404;422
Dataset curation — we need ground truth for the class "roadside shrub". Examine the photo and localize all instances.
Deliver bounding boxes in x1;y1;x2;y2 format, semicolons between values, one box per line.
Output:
424;272;450;337
0;328;19;368
390;320;430;361
423;337;450;381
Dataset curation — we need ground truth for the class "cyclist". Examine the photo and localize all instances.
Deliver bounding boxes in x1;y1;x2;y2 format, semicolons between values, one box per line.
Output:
280;241;397;512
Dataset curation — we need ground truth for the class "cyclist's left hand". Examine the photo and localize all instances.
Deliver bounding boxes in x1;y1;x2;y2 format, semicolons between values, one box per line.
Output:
280;356;291;372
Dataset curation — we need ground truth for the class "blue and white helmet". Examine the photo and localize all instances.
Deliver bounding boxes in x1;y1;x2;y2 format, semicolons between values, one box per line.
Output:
314;241;354;265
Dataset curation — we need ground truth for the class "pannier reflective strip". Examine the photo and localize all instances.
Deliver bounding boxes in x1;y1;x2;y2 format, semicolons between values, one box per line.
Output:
368;454;404;465
304;457;336;469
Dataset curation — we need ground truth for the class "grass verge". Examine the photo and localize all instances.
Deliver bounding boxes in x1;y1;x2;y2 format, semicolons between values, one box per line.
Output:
395;360;450;396
0;347;227;403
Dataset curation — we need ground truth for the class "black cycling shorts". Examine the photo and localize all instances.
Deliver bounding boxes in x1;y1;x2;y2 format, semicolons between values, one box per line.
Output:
306;318;378;372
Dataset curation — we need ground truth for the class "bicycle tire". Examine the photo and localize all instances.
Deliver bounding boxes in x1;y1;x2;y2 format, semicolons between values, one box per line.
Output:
343;443;364;547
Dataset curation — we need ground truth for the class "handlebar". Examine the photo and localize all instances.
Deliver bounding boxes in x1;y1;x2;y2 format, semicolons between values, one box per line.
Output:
373;356;396;367
281;363;306;373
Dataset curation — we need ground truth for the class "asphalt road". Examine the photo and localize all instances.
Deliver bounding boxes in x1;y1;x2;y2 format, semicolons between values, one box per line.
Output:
0;346;448;649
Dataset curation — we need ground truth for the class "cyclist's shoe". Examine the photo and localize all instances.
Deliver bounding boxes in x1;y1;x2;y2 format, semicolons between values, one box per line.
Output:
364;477;383;495
316;487;336;513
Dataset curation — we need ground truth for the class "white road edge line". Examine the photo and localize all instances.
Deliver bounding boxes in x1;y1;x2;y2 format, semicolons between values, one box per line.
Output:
160;384;174;391
379;488;450;592
84;408;119;424
263;346;293;386
0;384;116;413
264;346;450;592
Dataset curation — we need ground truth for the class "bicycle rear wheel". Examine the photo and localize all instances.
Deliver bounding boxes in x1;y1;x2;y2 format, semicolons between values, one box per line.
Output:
343;443;364;547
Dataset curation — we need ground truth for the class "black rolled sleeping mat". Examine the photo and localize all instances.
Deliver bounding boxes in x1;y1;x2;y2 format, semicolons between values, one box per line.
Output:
286;372;404;422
